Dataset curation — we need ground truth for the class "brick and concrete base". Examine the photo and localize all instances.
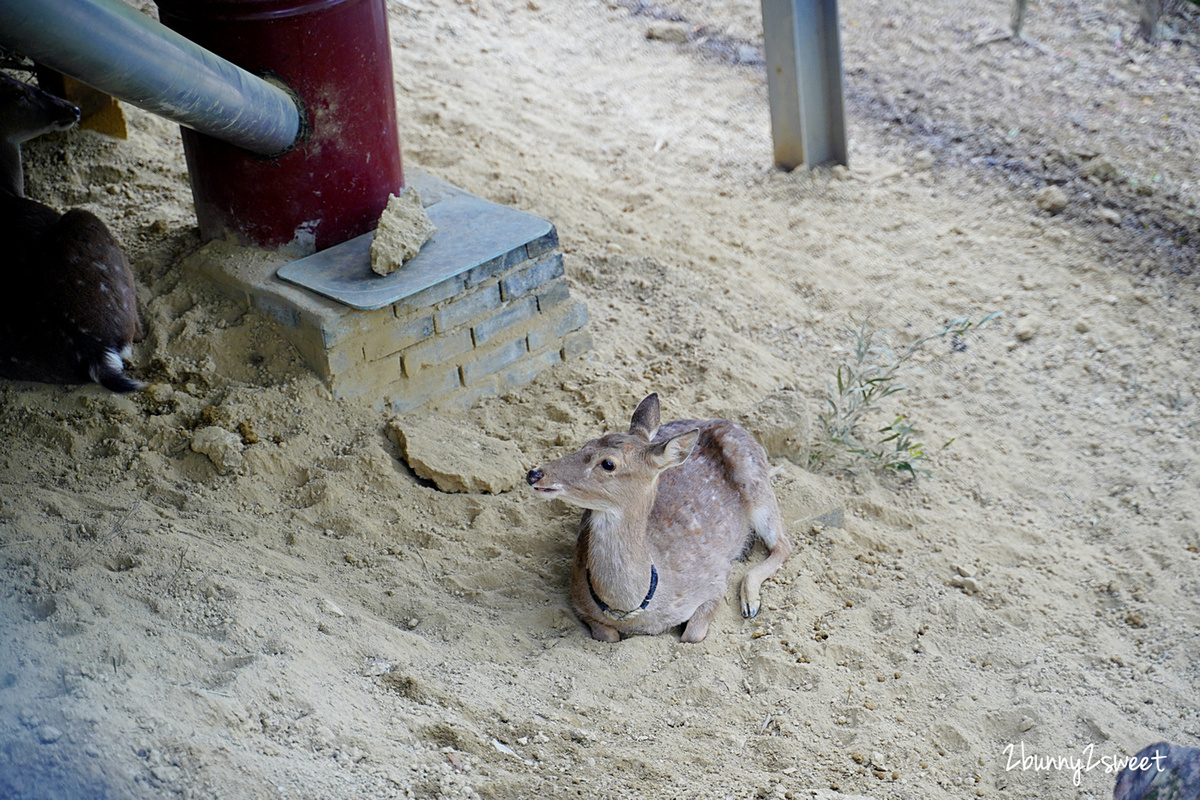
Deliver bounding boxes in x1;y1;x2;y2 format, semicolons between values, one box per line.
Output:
183;171;590;411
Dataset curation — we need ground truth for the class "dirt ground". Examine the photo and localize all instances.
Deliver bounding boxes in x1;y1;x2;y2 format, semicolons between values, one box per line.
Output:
3;0;1200;797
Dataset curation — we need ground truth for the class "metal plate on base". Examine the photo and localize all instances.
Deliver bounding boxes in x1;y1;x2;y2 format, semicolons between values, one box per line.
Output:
276;191;553;310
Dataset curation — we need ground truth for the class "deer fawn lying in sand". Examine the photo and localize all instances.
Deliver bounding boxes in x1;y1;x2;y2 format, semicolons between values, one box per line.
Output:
527;393;793;643
0;72;143;392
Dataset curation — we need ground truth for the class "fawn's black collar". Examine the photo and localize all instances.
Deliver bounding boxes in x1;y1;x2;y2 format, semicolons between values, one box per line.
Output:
588;565;659;621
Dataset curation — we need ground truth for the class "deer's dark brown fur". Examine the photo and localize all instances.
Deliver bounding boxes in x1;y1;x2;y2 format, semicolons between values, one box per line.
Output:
0;73;142;392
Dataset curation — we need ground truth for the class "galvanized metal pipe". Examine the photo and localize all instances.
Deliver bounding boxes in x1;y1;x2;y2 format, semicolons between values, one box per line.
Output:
0;0;301;156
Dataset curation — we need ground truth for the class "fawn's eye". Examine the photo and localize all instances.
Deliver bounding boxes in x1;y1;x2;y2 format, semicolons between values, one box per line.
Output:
599;459;616;472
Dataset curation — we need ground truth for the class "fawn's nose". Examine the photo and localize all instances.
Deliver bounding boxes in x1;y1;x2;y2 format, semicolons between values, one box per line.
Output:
526;468;544;486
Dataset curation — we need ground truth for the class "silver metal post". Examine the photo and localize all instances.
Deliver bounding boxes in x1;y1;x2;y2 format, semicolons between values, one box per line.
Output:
761;0;848;170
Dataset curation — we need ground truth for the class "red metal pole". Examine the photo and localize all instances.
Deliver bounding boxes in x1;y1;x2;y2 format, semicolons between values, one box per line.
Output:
157;0;404;252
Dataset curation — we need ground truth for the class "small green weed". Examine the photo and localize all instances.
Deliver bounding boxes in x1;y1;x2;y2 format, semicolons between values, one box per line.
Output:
812;314;1001;478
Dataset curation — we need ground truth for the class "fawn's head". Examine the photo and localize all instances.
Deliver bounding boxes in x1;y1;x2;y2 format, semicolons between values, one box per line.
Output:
527;394;699;513
0;73;80;145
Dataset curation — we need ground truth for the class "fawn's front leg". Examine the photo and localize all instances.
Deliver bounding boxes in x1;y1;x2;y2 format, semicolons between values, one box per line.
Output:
681;597;721;643
585;617;620;642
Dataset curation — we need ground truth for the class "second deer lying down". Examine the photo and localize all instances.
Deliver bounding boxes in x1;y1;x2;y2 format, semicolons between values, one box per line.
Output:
527;393;793;643
0;72;143;392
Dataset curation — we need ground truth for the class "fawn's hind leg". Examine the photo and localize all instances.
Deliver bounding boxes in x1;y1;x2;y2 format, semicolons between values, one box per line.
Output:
739;499;793;618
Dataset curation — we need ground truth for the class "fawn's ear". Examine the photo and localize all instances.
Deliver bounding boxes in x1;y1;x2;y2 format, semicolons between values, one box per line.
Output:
647;428;698;471
629;393;661;439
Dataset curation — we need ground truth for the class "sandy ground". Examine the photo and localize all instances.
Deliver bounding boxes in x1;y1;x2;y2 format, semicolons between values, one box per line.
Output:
3;0;1200;797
